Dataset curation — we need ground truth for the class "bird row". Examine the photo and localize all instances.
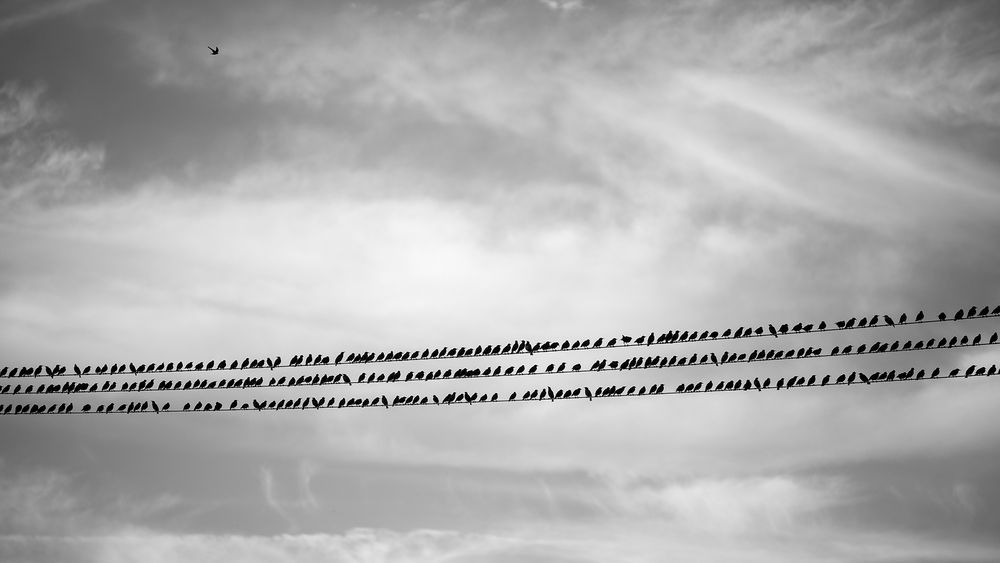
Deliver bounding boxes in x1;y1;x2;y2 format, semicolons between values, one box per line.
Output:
2;304;997;381
2;330;997;398
674;365;998;393
0;361;992;416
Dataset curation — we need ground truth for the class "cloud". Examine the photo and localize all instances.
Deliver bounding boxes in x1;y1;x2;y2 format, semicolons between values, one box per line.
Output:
4;3;1000;560
0;528;536;563
537;0;584;14
259;467;297;531
0;81;105;206
2;510;999;563
618;475;851;536
2;457;1000;563
0;465;82;535
0;0;107;34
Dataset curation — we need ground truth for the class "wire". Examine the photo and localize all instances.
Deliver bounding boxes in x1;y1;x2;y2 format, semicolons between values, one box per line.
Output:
1;362;994;415
3;330;997;397
2;306;997;380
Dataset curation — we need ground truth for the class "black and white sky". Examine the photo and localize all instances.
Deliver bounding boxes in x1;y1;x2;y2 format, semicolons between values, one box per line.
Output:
2;0;1000;561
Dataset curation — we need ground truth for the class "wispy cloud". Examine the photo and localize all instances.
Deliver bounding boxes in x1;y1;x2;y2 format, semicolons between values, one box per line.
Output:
0;81;105;206
0;0;107;34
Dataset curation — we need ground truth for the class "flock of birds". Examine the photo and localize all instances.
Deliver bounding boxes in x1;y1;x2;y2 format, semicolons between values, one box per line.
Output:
1;305;999;416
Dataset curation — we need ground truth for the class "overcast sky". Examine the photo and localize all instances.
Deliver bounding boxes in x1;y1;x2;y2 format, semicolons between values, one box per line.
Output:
2;0;1000;561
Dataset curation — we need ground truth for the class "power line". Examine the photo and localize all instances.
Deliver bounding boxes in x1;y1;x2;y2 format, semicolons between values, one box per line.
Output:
1;361;994;416
3;330;997;398
7;305;1000;378
3;305;997;380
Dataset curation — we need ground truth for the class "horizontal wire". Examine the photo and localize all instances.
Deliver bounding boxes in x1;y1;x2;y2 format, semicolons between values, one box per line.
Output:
3;331;997;398
1;362;994;416
2;307;997;380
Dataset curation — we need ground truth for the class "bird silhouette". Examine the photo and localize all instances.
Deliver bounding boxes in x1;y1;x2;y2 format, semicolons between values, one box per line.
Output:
209;46;220;55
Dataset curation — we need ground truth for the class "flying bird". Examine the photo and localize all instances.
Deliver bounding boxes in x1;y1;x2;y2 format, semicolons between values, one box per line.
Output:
209;46;220;55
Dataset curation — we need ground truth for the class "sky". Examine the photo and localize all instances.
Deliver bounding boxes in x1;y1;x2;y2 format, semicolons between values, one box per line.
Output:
2;0;1000;561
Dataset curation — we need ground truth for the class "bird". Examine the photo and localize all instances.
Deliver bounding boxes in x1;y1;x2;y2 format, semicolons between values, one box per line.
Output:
209;46;220;55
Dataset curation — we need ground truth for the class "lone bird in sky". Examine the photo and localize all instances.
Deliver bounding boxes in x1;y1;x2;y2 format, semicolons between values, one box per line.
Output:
208;46;220;55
